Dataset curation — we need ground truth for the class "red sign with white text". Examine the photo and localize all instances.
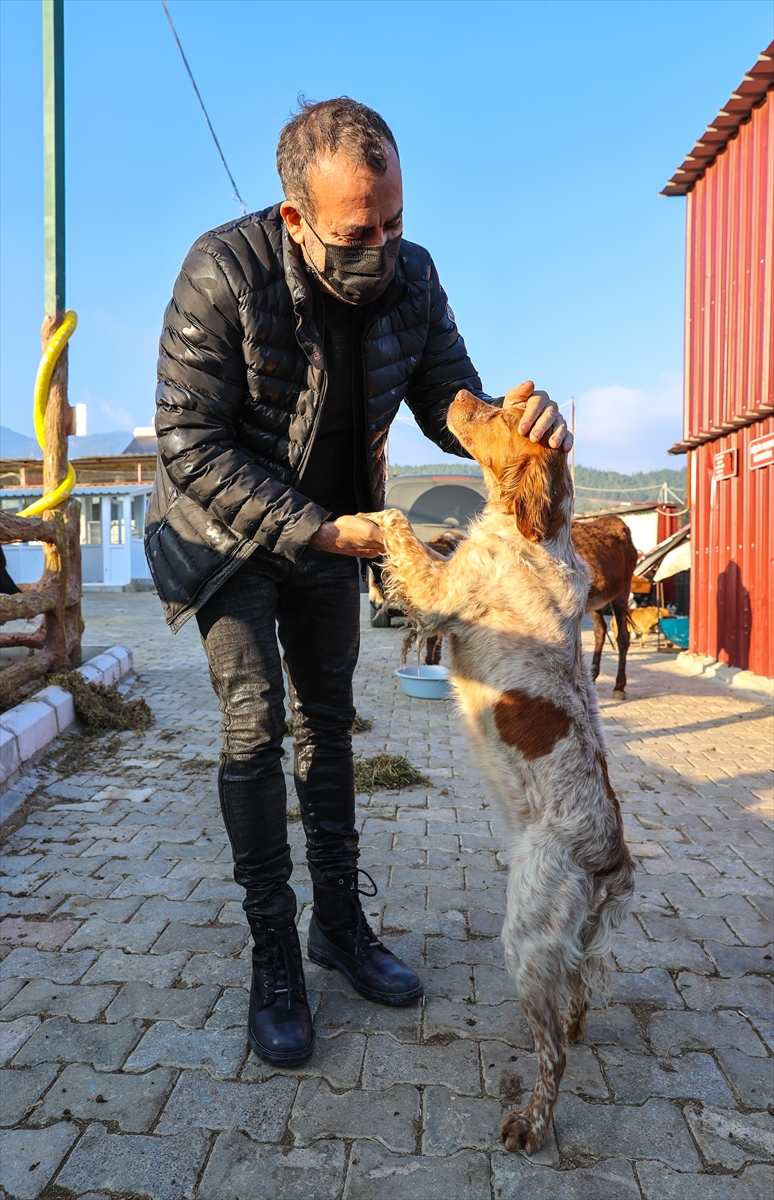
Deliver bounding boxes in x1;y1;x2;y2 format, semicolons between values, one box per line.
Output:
713;448;737;480
749;432;774;470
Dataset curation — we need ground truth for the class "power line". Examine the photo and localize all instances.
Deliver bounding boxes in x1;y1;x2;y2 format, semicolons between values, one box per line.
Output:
574;483;685;494
573;415;639;506
160;0;247;215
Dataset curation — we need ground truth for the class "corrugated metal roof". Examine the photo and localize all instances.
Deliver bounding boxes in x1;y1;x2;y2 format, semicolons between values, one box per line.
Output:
661;41;774;196
668;88;773;455
1;484;153;497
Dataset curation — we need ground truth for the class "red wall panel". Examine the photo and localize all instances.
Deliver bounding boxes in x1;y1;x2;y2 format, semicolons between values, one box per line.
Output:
684;95;773;441
684;89;773;676
689;417;774;677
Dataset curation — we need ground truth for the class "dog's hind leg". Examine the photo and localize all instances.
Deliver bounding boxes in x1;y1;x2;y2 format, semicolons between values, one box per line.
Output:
499;952;566;1155
562;975;591;1044
498;856;587;1155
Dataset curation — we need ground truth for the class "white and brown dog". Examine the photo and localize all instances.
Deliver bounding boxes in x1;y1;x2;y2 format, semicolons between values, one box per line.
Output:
362;391;635;1155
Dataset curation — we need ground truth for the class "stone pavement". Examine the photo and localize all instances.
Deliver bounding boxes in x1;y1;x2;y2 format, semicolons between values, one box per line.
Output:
0;590;772;1200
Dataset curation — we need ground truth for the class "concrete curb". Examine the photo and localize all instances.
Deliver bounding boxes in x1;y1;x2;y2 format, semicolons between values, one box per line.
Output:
675;650;774;700
0;645;134;793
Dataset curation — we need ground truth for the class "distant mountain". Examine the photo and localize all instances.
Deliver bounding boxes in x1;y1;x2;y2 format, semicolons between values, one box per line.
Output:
389;462;483;477
69;433;134;458
0;426;134;460
390;460;687;512
573;464;686;512
0;426;39;458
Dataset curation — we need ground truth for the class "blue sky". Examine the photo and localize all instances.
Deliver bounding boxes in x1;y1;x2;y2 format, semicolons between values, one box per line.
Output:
1;0;771;471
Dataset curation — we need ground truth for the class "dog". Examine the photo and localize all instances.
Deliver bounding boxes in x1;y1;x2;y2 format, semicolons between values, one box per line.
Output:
611;604;670;648
362;391;635;1155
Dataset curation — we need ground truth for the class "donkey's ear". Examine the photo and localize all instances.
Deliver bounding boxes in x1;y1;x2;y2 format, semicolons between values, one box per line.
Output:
502;450;569;542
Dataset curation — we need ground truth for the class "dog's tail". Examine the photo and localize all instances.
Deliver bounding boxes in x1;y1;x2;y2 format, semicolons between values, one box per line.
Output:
580;845;636;991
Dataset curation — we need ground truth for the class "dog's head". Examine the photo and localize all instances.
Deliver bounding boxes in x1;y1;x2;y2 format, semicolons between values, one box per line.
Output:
447;390;573;543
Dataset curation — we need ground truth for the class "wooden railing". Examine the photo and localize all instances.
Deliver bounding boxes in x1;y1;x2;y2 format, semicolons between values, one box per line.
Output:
0;312;82;711
0;506;82;709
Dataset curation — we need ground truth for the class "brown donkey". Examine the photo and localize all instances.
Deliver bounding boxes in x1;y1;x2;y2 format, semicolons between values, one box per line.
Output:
572;516;638;700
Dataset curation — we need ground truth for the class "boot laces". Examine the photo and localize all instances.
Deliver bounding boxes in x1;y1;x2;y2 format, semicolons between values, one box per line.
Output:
349;869;383;957
255;926;302;1011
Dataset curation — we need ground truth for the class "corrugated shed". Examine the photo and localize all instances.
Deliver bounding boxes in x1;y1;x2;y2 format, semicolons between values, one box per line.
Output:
688;417;773;677
662;43;774;197
665;44;774;676
683;92;773;443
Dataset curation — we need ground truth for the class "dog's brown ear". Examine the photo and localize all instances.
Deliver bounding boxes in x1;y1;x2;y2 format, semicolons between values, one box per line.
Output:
501;449;570;542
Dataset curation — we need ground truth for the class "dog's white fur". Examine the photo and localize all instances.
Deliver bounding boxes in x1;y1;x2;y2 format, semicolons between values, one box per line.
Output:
363;391;635;1155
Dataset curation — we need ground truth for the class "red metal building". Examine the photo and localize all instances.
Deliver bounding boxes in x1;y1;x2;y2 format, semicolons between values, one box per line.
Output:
664;42;774;678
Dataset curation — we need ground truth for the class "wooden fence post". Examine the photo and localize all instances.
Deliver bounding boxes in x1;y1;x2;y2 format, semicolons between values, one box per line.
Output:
0;0;82;709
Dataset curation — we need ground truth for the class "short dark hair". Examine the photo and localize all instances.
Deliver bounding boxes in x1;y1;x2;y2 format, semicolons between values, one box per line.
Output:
276;97;399;217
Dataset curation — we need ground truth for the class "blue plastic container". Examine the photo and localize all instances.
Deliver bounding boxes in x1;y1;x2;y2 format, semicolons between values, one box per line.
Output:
659;617;690;648
395;664;452;699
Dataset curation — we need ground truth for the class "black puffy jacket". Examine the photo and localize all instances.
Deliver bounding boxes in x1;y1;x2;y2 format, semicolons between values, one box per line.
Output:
145;204;490;631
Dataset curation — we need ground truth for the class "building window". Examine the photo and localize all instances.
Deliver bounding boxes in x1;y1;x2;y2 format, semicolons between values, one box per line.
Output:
131;495;147;539
1;497;25;514
110;499;125;545
80;497;102;545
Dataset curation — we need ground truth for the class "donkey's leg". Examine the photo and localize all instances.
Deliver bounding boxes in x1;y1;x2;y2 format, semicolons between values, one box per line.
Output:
610;594;631;700
424;634;443;665
590;610;606;681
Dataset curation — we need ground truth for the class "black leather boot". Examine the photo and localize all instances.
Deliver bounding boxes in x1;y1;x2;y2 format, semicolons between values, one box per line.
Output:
247;917;314;1064
307;870;423;1006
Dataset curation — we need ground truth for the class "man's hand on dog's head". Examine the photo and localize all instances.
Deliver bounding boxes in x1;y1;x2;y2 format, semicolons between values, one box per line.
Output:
310;515;385;557
503;381;572;452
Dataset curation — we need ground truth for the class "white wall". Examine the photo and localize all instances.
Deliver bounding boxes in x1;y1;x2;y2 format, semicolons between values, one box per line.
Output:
618;510;659;555
3;543;45;585
131;539;150;579
3;490;151;589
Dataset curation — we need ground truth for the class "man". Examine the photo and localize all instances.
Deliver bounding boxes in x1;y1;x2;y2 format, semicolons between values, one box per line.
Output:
145;98;570;1065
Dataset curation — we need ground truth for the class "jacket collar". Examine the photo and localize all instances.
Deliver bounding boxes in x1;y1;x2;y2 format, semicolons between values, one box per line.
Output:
282;222;314;320
281;219;411;364
282;224;325;371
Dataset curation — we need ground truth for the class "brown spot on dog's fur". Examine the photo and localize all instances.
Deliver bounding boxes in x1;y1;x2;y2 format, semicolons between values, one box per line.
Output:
595;752;635;876
596;752;619;806
494;690;572;759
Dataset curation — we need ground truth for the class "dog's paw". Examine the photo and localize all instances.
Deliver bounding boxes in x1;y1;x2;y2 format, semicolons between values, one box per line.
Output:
358;508;404;522
499;1109;546;1156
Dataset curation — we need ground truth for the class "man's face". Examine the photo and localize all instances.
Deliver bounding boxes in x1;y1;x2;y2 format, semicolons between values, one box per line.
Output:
281;141;403;274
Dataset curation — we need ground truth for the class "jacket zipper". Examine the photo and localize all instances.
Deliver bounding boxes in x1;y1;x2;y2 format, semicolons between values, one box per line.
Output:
359;315;376;511
294;305;328;484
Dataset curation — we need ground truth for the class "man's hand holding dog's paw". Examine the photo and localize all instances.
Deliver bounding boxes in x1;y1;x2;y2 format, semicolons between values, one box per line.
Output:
504;380;572;452
310;515;385;557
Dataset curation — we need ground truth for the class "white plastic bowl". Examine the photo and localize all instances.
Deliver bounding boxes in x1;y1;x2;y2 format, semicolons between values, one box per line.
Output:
395;664;451;700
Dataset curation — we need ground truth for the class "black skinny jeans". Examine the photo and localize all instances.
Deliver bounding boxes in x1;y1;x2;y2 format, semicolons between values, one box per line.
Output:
195;548;361;927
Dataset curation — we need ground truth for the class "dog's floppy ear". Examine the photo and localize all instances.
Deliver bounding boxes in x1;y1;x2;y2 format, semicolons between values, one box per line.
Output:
500;449;569;542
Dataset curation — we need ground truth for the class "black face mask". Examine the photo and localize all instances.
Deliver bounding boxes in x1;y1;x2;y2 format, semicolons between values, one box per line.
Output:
303;220;401;305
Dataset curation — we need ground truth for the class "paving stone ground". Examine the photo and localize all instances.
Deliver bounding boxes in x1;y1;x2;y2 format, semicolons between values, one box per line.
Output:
1;590;772;1199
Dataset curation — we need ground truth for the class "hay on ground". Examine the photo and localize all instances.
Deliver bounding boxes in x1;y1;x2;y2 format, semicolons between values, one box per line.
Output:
51;670;153;735
354;753;430;794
